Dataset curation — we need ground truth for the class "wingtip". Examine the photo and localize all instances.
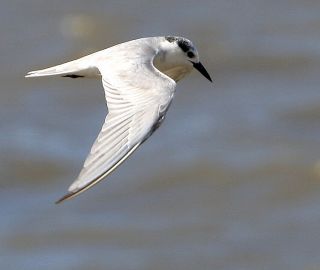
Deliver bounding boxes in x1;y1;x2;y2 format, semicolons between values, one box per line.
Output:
55;184;89;204
55;191;77;204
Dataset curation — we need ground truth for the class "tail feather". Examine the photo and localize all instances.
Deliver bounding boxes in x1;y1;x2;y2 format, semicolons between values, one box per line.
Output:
25;54;101;78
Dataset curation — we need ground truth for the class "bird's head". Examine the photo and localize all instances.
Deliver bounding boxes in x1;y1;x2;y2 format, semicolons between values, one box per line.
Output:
153;36;212;83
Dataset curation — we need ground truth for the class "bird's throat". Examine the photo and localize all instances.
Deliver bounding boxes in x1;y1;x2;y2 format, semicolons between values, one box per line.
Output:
161;66;192;82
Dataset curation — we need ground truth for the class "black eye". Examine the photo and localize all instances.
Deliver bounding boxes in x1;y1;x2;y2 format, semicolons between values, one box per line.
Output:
187;51;195;58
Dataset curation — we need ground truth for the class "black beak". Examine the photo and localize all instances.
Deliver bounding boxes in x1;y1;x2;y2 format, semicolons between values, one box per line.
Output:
192;61;212;82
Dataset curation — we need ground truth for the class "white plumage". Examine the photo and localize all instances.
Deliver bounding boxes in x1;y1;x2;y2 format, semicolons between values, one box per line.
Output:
26;36;212;203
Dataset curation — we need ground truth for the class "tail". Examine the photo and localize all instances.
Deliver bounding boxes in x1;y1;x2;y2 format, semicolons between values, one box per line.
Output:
25;54;101;78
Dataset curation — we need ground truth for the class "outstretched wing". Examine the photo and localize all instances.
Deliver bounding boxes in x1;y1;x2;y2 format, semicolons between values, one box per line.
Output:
56;39;176;203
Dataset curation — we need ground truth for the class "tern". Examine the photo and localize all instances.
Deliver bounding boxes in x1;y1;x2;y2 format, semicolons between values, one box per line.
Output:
26;36;212;203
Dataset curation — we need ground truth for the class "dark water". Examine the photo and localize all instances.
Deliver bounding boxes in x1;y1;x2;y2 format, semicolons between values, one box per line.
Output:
2;1;320;269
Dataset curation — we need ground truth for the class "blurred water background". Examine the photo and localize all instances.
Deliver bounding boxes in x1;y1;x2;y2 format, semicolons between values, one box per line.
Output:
2;1;320;269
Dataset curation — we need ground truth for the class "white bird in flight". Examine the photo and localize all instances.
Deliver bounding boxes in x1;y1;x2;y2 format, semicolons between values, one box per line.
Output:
26;36;212;203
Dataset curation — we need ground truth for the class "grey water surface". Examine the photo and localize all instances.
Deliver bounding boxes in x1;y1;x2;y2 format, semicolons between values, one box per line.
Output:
1;1;320;269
